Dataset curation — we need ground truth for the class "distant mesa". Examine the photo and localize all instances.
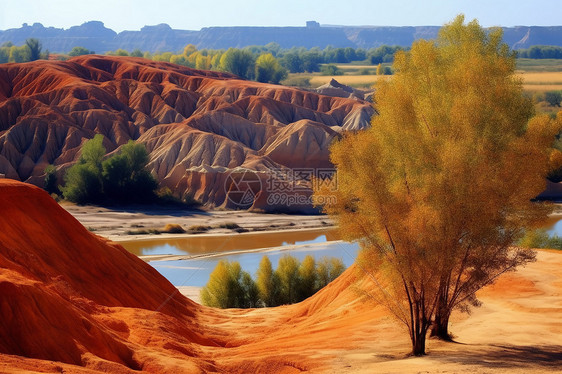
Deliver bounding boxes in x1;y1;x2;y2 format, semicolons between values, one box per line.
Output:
0;56;374;212
1;21;562;53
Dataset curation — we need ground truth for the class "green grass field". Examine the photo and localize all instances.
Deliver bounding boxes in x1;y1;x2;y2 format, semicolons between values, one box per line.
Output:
282;60;562;114
516;59;562;72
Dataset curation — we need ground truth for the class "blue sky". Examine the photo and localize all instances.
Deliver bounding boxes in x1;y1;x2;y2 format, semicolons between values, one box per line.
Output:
0;0;560;32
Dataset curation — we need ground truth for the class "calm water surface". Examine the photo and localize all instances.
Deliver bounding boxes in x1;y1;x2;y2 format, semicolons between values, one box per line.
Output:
119;229;358;287
122;228;340;256
150;241;359;287
120;215;562;288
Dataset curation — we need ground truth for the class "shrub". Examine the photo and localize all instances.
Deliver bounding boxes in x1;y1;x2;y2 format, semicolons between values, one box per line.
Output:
320;64;343;76
518;228;562;250
281;76;311;87
218;222;241;230
62;162;103;204
188;225;212;233
44;164;59;195
545;91;562;107
161;223;185;234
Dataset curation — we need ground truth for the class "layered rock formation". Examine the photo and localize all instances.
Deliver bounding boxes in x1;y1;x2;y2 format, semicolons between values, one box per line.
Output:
0;56;374;212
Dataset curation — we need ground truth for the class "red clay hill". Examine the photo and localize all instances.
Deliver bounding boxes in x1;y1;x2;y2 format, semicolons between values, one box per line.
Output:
0;179;388;373
0;56;374;211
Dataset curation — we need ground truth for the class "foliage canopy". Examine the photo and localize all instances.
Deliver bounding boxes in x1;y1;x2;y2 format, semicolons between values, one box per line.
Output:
61;135;158;204
201;255;346;308
316;15;562;356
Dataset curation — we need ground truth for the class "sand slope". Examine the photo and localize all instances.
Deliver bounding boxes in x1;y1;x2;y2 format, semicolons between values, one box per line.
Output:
0;179;561;373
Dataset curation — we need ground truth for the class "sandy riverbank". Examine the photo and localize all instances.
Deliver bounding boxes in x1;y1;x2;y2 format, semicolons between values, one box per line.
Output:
61;202;334;241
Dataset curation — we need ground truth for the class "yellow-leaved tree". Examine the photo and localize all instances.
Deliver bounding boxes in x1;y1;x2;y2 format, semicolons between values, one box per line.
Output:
315;15;562;356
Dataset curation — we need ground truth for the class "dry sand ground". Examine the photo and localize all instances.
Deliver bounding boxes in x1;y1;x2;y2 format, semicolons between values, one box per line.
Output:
61;203;562;373
333;250;562;373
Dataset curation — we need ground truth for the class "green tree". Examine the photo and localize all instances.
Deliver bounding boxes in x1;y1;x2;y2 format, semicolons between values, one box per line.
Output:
44;164;58;195
316;15;560;355
80;134;106;168
219;48;255;79
0;46;8;63
62;136;157;204
240;271;260;308
255;53;287;84
25;38;42;61
316;257;345;289
130;49;143;58
108;49;129;57
302;51;322;72
320;64;343;76
275;255;301;304
256;256;280;306
101;140;157;203
298;255;317;300
61;135;106;203
69;46;94;57
9;45;30;63
201;260;237;308
280;52;304;73
61;163;103;204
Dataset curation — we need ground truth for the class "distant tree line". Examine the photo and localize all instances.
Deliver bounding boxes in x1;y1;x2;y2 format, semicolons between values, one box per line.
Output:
0;38;48;63
517;45;562;59
93;43;409;82
201;255;346;308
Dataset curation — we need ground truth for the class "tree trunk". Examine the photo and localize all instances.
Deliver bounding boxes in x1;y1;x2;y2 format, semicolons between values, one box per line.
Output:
430;311;452;341
411;329;427;356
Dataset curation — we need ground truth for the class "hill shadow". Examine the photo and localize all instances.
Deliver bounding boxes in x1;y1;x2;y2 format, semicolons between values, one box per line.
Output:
97;203;210;218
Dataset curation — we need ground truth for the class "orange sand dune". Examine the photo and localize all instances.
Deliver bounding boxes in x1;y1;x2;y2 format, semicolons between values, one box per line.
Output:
0;57;374;212
1;179;561;373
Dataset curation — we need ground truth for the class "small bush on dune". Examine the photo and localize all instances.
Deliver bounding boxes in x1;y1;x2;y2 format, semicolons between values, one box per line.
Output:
218;222;241;230
188;225;212;233
161;223;185;234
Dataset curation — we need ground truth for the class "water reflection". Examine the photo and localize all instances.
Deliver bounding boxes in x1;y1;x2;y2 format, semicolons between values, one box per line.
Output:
541;214;562;236
118;228;357;287
121;228;339;256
